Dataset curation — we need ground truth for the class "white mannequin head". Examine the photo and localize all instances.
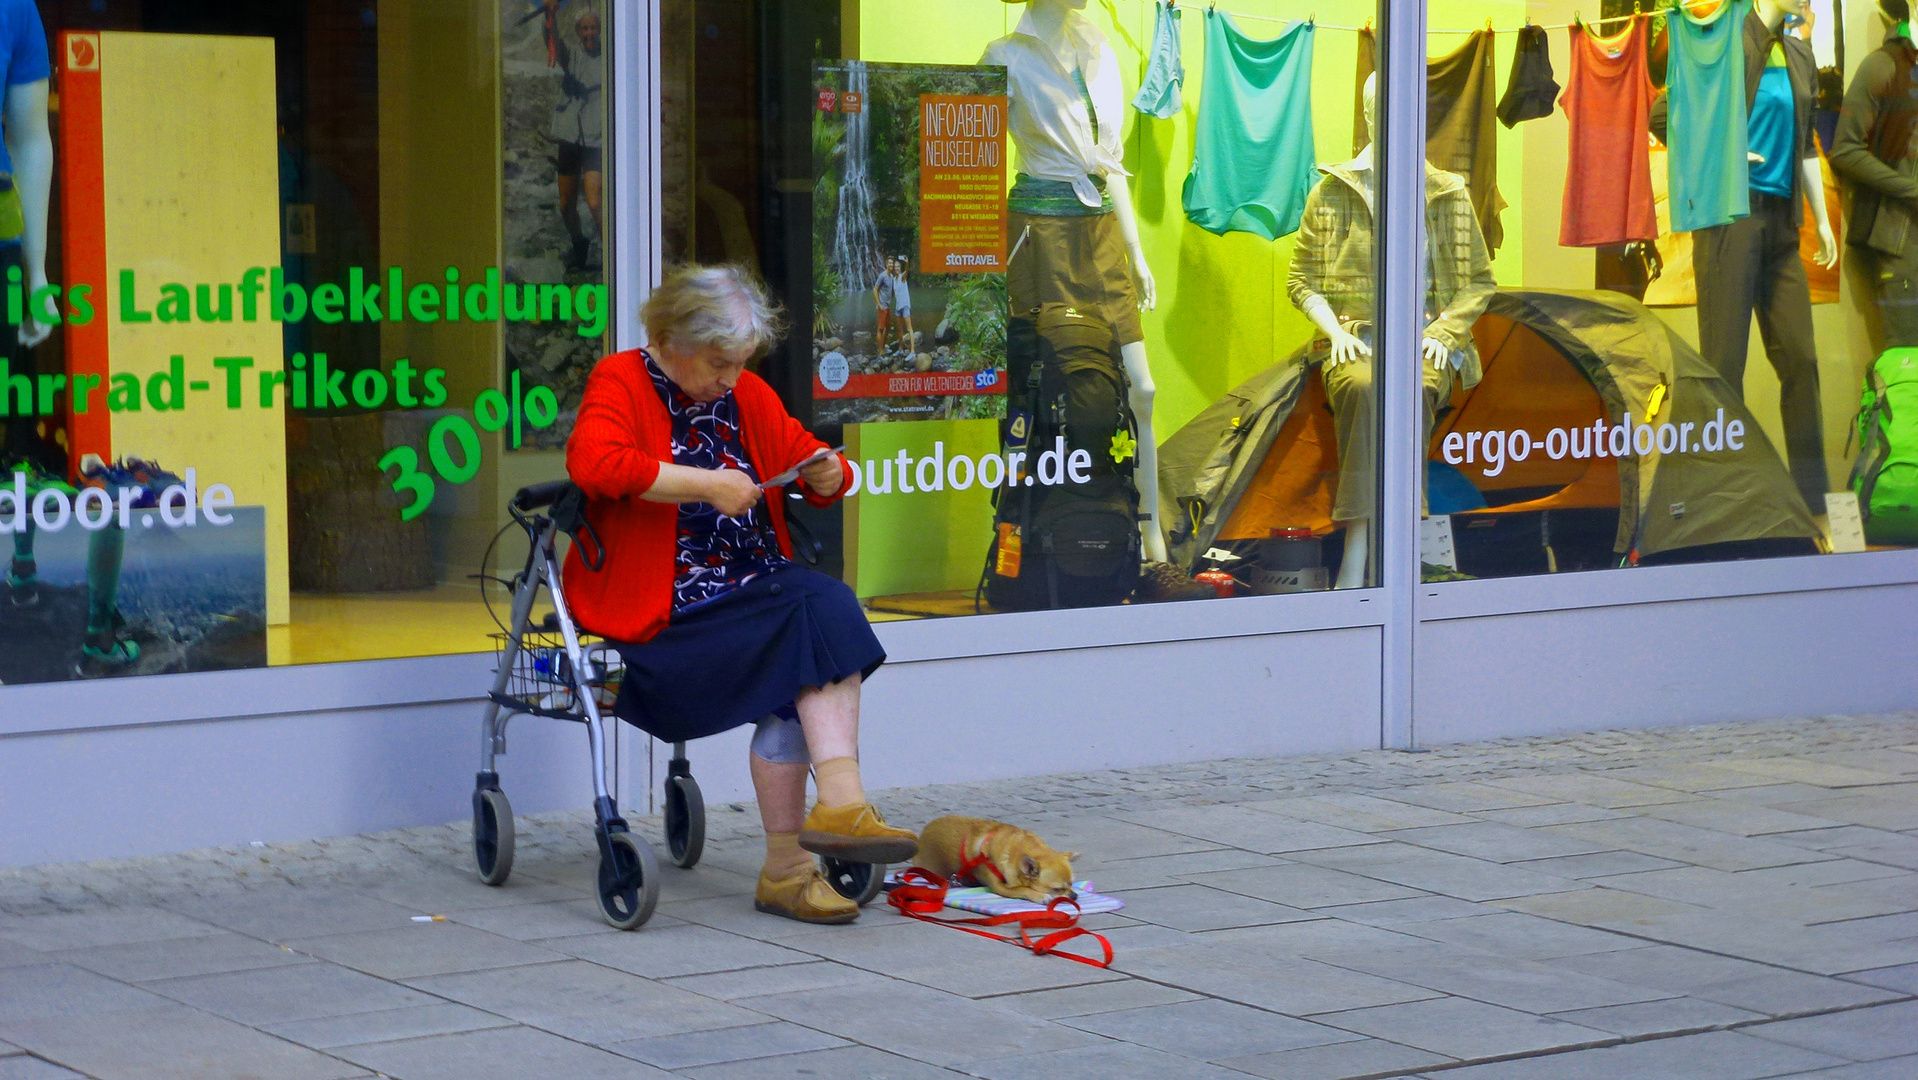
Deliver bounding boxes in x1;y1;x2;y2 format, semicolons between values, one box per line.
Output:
1363;73;1377;139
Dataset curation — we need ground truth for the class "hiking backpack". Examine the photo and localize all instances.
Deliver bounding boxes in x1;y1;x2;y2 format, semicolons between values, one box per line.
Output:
982;305;1142;610
1852;348;1918;545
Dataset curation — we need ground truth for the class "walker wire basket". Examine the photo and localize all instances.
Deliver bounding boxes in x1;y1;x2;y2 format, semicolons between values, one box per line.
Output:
490;628;621;722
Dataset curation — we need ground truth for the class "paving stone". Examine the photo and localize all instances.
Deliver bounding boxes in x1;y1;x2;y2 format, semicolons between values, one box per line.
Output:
292;921;566;980
1545;996;1768;1037
1311;898;1507;934
1060;997;1360;1059
1249;793;1478;832
1290;844;1590;902
406;959;763;1044
1735;859;1911;889
1217;1037;1454;1080
539;922;812;980
0;962;172;1026
0;941;46;971
1111;883;1319;932
57;930;312;984
1367;782;1563;813
607;1021;848;1069
660;960;890;1001
1015;815;1221;861
338;1024;675;1080
0;907;223;951
1742;1000;1918;1060
1498;884;1713;926
679;1043;970;1080
1768;796;1918;832
0;1059;90;1080
1312;995;1613;1060
1379;822;1614;864
1111;805;1385;854
1586;866;1911;924
1770;1055;1918;1079
653;895;834;941
163;888;428;942
364;868;583;914
1115;945;1440;1015
1486;773;1700;808
1557;945;1905;1016
1598;911;1918;976
1830;837;1918;871
1074;848;1286;891
1715;783;1858;806
261;1003;516;1050
1469;802;1631;827
1422;1030;1844;1079
735;980;1100;1067
1398;912;1645;959
1200;918;1440;957
1640;800;1851;837
1313;945;1671;1013
144;960;441;1026
446;898;631;940
964;1040;1270;1080
0;1004;367;1080
1182;862;1424;909
0;1042;19;1057
1842;963;1918;995
1544;818;1834;873
1596;763;1784;793
985;979;1200;1020
1714;759;1906;789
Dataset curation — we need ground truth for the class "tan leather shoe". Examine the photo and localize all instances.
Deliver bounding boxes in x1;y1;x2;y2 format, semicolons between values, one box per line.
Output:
754;867;859;924
798;801;920;864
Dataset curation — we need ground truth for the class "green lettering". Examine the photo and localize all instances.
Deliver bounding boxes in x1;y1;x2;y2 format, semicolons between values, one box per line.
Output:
118;270;152;323
312;283;345;324
258;368;285;408
36;374;65;414
66;285;94;326
213;356;254;408
271;268;308;323
422;367;447;408
147;356;186;411
465;268;501;320
349;267;382;322
408;283;439;322
195;283;233;322
312;353;348;409
108;372;141;412
0;359;29;415
575;284;607;338
29;285;62;326
538;284;572;322
351;368;388;409
71;372;101;414
393;358;419;407
156;284;190;323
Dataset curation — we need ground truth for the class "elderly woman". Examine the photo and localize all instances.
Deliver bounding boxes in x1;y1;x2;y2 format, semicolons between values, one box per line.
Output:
564;264;917;924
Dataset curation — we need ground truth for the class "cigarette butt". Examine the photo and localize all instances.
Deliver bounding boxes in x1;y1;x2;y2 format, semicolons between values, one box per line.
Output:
411;915;447;923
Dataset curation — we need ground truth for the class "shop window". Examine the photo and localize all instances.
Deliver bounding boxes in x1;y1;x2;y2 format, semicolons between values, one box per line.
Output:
0;0;609;684
664;0;1388;621
1403;0;1910;582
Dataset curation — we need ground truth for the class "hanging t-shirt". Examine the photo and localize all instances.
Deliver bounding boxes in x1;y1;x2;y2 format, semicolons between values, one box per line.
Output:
1747;46;1795;198
1132;0;1185;119
1560;17;1658;246
1183;12;1317;240
1666;0;1752;233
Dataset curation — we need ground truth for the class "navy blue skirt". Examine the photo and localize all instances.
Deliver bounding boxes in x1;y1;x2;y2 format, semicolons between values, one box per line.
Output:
611;566;885;744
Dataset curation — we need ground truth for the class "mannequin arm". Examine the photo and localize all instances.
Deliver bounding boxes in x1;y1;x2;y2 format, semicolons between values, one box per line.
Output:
1105;172;1155;311
5;79;51;347
1800;157;1838;269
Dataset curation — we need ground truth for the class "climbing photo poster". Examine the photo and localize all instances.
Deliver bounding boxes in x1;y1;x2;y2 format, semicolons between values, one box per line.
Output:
810;61;1009;426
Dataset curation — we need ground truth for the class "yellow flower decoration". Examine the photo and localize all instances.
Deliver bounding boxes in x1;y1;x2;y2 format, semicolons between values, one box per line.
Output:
1109;429;1137;464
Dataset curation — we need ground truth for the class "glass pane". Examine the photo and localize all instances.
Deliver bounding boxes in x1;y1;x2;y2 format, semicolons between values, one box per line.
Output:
661;0;1386;620
1415;0;1909;582
0;0;609;686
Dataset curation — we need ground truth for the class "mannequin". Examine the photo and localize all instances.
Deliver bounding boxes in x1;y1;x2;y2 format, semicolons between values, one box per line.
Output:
1830;0;1918;348
1691;0;1838;513
1289;74;1495;588
984;0;1167;563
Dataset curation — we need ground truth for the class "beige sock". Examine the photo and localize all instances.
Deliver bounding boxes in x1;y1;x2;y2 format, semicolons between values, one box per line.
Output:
763;831;813;880
813;756;866;808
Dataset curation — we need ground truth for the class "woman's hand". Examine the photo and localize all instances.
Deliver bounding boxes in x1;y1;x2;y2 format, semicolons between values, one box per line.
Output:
799;453;844;497
702;469;764;517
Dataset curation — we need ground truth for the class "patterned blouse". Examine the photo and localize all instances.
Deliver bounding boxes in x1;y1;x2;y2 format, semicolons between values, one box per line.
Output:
645;352;789;612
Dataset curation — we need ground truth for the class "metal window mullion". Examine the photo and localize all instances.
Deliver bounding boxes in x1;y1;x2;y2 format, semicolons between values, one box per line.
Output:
1376;0;1427;751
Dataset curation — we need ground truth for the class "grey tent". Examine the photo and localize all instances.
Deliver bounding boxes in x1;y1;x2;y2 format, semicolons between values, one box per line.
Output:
1159;289;1819;569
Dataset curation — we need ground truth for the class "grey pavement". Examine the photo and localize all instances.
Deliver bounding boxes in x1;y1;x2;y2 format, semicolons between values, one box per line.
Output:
0;713;1915;1080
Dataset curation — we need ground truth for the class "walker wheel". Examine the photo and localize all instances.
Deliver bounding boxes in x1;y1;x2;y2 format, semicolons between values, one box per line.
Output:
821;858;886;907
664;774;705;868
597;830;660;930
474;788;514;886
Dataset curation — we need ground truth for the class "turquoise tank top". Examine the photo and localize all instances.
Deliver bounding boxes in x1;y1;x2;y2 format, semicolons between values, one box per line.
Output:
1182;12;1318;240
1667;0;1752;233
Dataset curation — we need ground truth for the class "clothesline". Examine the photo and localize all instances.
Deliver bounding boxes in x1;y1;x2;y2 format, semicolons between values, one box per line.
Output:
1165;2;1667;36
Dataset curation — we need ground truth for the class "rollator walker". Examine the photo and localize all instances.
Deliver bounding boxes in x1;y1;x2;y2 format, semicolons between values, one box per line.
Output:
472;480;886;929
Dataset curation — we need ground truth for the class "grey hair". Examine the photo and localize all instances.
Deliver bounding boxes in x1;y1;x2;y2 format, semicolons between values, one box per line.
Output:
642;263;786;359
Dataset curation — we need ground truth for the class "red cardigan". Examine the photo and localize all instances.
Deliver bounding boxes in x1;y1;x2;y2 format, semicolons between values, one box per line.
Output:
563;349;851;643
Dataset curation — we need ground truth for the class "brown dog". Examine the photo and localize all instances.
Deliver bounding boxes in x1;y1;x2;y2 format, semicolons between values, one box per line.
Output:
916;816;1078;904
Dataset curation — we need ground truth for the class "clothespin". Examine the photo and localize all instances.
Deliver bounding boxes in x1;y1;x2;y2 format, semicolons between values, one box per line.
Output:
1485;16;1494;31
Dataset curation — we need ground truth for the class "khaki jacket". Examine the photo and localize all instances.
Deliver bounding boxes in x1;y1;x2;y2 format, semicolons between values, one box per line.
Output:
1287;161;1496;388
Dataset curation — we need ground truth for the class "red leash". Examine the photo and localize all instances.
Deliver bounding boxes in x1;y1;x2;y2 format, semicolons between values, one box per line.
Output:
885;855;1114;969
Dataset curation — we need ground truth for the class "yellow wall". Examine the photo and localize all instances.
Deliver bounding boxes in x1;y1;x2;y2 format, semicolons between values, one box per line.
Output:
846;418;1002;597
100;32;290;623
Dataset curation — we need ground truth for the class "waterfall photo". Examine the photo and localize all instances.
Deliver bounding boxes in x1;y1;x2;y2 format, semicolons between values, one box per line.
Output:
811;61;1009;426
